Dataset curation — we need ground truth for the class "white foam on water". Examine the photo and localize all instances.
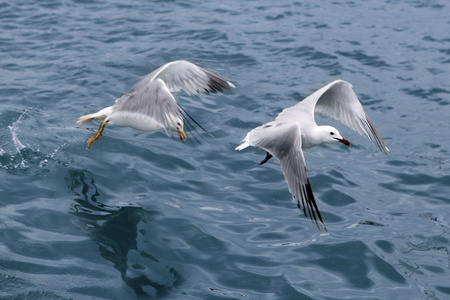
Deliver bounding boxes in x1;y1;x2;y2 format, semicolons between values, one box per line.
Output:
38;141;66;168
8;113;27;152
6;112;28;169
1;110;67;171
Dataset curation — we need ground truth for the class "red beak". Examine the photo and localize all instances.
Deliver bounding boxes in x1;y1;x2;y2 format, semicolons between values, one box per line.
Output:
335;138;350;146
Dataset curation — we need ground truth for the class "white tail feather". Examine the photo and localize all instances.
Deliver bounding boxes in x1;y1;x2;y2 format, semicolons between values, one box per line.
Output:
76;106;113;126
235;141;250;151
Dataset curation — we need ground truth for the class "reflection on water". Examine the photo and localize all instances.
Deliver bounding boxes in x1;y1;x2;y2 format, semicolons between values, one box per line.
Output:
304;241;406;289
66;169;181;298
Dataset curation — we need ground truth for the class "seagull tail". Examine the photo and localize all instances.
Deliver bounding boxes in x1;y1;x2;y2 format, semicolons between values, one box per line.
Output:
235;141;250;151
76;106;113;126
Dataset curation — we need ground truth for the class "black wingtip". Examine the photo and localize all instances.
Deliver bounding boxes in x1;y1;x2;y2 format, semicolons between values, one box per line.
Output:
363;114;391;155
177;103;211;135
177;103;214;145
204;69;234;94
296;179;326;230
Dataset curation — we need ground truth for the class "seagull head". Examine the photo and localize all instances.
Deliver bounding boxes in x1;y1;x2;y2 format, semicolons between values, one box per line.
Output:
319;126;350;147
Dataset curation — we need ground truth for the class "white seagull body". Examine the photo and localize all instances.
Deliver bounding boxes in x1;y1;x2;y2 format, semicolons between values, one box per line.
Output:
77;60;235;147
236;80;390;228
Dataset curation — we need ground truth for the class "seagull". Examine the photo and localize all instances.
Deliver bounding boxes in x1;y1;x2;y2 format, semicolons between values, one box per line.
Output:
77;60;235;148
236;80;390;229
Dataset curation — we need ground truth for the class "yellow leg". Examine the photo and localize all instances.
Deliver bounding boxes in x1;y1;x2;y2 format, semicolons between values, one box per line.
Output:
87;121;108;148
176;127;187;142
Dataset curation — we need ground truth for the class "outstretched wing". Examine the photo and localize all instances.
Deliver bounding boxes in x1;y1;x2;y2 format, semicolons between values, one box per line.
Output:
236;121;325;227
113;78;182;135
131;60;235;96
279;80;390;154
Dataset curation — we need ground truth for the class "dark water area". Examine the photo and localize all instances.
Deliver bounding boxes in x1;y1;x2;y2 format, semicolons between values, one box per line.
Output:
1;0;449;299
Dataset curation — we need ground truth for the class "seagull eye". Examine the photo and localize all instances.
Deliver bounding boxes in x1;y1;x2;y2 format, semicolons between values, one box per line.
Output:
330;132;334;135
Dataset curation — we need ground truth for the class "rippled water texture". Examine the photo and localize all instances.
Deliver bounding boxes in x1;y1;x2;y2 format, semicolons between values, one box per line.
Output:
1;0;450;299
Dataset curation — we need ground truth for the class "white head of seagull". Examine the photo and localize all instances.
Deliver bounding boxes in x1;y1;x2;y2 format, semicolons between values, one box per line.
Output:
236;79;389;230
304;125;350;148
77;60;235;148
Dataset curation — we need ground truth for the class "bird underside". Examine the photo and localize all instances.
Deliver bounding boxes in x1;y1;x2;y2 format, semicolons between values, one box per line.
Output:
83;104;210;148
85;120;188;148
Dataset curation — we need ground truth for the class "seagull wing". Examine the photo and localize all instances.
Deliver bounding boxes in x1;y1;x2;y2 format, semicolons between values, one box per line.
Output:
131;60;235;96
237;121;325;227
279;80;390;154
113;78;183;135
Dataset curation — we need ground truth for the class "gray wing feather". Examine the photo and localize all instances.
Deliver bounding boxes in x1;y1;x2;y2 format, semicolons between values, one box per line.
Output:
243;121;325;226
130;60;235;96
113;79;182;135
314;80;389;154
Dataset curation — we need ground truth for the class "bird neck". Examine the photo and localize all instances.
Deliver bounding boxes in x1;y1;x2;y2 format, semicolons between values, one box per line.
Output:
301;125;325;148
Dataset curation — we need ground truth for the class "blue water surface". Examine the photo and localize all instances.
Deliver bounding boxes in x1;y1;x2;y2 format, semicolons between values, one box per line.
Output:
1;0;450;299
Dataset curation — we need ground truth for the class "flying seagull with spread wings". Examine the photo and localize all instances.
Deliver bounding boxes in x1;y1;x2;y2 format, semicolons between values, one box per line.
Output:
77;60;235;147
236;80;389;229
